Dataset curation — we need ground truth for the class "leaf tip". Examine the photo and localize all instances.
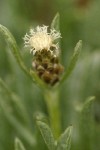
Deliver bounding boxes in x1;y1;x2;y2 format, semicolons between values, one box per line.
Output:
67;125;73;133
85;96;95;104
75;40;82;51
15;137;22;147
51;12;60;30
15;137;26;150
55;12;60;18
36;120;46;129
15;137;19;144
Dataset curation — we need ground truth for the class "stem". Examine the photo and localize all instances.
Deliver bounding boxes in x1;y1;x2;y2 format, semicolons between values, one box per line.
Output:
44;88;61;139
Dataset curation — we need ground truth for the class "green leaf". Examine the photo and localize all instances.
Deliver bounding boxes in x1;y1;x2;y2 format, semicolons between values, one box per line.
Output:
0;78;30;125
0;96;36;146
0;24;45;88
0;24;31;79
57;126;73;150
61;40;82;84
82;96;95;112
51;13;60;31
37;121;55;150
79;96;95;150
30;69;47;89
51;13;61;51
80;96;95;127
15;138;26;150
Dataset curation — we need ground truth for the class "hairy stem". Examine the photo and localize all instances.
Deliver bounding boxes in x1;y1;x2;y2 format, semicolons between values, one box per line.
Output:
44;88;61;139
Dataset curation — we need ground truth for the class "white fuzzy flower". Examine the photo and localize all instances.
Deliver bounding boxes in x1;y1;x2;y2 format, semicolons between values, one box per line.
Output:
23;25;61;55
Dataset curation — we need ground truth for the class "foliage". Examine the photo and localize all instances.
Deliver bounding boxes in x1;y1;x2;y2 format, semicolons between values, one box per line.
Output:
0;0;100;150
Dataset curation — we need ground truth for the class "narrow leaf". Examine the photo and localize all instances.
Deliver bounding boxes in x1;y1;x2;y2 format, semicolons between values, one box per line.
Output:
57;126;73;150
0;78;30;125
0;99;36;146
15;138;26;150
37;121;55;150
61;40;82;83
0;24;44;88
30;69;46;89
0;24;31;79
79;96;95;150
51;13;61;51
51;13;60;31
82;96;95;111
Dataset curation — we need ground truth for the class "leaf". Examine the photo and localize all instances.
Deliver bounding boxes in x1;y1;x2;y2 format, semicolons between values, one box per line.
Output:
51;13;61;52
0;24;45;88
0;97;36;146
37;121;55;150
0;78;30;125
51;13;60;31
0;24;31;79
57;126;73;150
15;138;26;150
80;96;95;129
82;96;95;112
61;40;82;84
79;96;95;150
30;69;46;89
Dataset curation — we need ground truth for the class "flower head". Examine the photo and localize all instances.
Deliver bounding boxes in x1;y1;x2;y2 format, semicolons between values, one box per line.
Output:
23;25;61;56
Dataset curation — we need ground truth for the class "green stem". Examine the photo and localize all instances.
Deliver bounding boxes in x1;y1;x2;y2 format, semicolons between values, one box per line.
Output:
44;88;61;139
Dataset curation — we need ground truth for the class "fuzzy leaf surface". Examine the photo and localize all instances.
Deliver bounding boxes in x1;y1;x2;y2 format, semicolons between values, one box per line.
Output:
0;24;46;88
37;121;55;150
0;24;30;79
51;13;61;49
0;78;30;124
51;13;60;31
79;96;95;150
57;126;73;150
61;40;82;83
0;96;36;146
15;138;26;150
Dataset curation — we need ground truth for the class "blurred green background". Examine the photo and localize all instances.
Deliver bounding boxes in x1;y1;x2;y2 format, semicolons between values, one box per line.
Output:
0;0;100;150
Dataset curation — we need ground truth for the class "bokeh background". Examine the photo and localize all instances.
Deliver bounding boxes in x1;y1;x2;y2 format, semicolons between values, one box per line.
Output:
0;0;100;150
